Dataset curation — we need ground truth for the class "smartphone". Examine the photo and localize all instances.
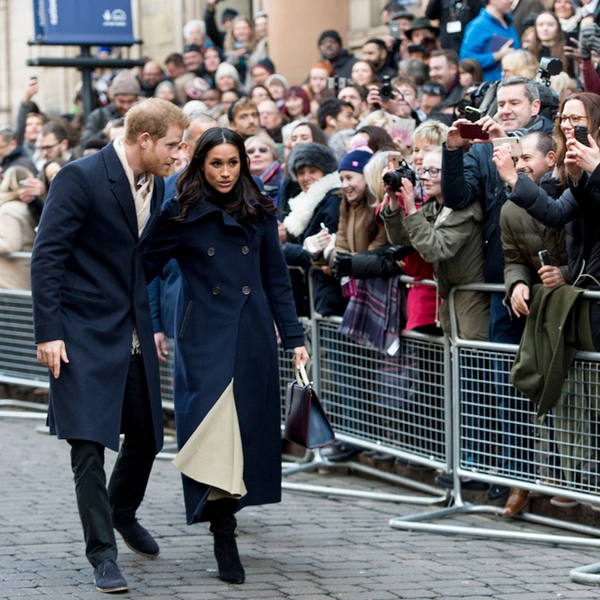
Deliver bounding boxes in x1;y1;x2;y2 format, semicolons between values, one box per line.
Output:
574;125;591;147
387;153;402;170
465;106;482;123
407;44;426;54
492;137;522;158
389;21;401;41
340;276;357;298
18;179;27;186
538;250;552;267
458;122;489;140
566;36;578;49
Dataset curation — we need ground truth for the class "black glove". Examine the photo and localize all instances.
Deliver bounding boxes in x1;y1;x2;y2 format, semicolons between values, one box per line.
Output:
384;245;415;262
332;251;353;278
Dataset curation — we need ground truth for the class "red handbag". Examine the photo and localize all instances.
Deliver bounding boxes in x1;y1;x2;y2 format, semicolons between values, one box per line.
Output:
284;364;335;449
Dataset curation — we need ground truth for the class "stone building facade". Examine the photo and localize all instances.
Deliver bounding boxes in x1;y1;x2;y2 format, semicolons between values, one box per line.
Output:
0;0;423;122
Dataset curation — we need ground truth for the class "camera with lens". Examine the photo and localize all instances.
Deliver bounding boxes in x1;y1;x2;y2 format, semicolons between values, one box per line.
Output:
382;159;416;190
379;75;394;101
538;57;563;86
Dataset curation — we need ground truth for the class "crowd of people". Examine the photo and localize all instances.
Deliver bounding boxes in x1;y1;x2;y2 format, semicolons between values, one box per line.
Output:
2;0;600;592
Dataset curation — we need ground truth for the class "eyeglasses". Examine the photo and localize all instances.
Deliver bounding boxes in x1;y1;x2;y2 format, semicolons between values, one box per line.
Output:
36;142;60;152
417;167;440;178
422;85;445;97
557;114;588;126
247;146;270;155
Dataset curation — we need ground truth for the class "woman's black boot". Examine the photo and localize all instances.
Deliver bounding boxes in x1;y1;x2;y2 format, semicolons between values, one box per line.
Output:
207;501;245;584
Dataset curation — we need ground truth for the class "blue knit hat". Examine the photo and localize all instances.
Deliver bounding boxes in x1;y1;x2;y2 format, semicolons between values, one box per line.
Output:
338;149;373;174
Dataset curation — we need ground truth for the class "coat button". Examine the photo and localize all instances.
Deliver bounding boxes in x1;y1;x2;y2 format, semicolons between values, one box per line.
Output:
241;246;249;254
242;286;250;295
207;247;215;256
212;287;220;295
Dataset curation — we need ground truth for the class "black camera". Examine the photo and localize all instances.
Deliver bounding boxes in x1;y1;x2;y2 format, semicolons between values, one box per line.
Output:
379;75;394;101
538;57;563;86
455;80;498;120
382;160;416;190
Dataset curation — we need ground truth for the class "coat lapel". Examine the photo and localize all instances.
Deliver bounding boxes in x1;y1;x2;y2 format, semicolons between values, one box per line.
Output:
102;143;138;239
139;177;165;245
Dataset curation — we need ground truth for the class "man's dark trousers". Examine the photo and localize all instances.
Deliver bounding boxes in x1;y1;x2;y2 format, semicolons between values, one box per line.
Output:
68;354;156;566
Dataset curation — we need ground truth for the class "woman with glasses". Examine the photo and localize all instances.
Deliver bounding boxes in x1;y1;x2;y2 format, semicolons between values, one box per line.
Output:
389;148;489;339
244;135;283;202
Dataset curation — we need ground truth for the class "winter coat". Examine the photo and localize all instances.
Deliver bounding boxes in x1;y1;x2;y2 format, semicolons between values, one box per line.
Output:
403;198;489;340
144;195;304;524
330;194;388;261
459;8;521;81
30;144;165;452
0;146;37;177
426;0;484;53
500;173;570;301
380;204;438;332
0;197;36;290
282;173;346;316
326;49;358;79
81;102;123;144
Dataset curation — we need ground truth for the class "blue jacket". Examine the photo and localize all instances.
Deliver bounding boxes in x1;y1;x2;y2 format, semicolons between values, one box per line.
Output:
144;196;304;523
460;8;520;81
31;143;165;452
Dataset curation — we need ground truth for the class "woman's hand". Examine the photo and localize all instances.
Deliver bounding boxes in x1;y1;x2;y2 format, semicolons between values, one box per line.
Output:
564;137;583;182
400;178;416;215
492;144;518;188
567;136;600;175
292;346;309;368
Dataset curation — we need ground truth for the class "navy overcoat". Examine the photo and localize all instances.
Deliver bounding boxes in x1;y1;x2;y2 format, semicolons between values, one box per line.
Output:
30;143;164;453
144;196;305;524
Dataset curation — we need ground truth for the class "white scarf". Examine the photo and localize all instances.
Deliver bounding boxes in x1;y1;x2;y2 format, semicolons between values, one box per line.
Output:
283;172;341;237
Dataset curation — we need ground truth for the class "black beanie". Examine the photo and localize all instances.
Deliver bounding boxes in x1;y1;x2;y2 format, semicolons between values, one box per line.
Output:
288;143;338;179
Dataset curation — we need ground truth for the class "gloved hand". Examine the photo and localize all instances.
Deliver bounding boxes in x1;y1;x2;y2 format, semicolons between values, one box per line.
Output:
588;25;600;57
579;24;600;60
384;245;415;262
332;251;353;278
302;229;331;258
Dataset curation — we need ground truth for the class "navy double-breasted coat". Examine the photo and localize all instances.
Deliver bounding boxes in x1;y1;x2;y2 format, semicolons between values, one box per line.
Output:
30;143;164;453
144;195;304;524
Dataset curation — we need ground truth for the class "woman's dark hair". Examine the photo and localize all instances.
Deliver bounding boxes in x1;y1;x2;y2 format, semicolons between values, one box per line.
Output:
176;127;277;223
291;121;329;147
356;126;396;152
42;158;68;190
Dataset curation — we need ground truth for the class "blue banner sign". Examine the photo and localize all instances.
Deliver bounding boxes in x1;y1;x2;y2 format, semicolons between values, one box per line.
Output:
33;0;136;45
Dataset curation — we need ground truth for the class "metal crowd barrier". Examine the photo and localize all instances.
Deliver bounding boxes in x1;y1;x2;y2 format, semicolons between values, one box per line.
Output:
278;269;449;504
389;283;600;550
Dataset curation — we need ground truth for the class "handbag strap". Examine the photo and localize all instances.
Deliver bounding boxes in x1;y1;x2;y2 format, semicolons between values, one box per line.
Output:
295;363;311;386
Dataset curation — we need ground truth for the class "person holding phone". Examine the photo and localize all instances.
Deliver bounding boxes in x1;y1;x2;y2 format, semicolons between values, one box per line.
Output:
459;0;520;81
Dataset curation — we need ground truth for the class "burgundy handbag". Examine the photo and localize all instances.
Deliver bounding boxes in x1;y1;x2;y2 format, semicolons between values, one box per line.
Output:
284;364;335;449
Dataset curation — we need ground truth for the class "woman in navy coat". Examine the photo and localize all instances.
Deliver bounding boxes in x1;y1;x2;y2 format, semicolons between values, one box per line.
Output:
144;127;308;584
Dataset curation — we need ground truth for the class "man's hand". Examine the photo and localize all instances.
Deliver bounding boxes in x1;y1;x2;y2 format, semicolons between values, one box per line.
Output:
510;283;530;318
492;144;519;188
538;265;566;288
278;221;288;243
23;78;39;103
37;340;69;379
154;332;169;363
446;118;472;150
19;178;46;204
492;39;514;63
477;115;507;141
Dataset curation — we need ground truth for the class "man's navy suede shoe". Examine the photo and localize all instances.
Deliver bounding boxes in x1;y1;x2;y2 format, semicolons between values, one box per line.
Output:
114;519;159;558
93;559;129;593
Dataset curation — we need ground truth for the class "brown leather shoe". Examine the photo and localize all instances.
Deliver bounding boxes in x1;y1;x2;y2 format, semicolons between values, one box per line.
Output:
503;488;529;518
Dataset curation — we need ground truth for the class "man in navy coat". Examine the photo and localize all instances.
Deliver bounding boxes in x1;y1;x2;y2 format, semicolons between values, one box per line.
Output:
30;98;188;593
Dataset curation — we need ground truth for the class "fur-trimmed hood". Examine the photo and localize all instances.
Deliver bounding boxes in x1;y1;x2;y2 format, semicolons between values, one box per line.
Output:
283;171;341;237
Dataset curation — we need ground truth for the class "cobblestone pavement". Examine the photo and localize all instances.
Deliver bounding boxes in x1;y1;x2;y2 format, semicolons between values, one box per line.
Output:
2;417;600;600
